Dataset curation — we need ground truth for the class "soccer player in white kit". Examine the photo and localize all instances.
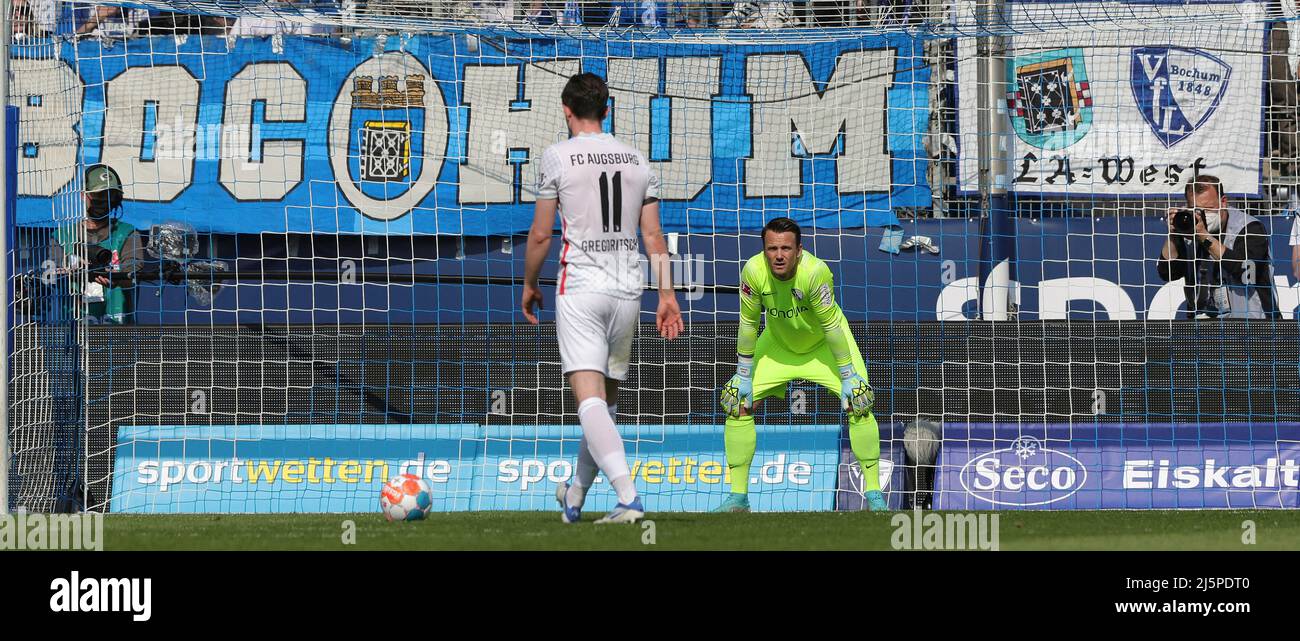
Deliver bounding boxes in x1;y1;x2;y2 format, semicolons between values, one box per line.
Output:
522;72;683;524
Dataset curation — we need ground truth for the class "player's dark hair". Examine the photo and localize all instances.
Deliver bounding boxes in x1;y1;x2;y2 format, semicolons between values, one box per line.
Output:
762;217;802;247
562;72;609;121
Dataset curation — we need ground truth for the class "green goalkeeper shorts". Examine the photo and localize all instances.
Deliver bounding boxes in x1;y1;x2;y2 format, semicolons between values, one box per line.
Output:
751;325;869;402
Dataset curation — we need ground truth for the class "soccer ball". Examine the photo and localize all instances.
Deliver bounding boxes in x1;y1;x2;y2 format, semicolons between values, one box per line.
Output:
380;474;433;522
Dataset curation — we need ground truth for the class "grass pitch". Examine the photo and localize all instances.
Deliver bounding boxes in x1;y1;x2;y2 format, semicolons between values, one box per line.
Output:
101;510;1300;551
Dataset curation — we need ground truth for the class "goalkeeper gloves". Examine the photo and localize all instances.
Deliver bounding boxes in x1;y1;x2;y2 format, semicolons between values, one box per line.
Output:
720;356;754;417
839;365;874;417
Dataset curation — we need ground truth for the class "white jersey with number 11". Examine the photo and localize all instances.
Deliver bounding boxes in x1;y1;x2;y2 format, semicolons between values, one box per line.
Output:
535;132;659;300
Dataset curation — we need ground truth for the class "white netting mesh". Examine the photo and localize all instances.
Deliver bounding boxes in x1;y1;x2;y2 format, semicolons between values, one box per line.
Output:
6;1;1300;514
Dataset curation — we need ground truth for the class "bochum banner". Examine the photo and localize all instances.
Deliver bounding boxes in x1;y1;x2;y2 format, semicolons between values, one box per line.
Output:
10;32;927;236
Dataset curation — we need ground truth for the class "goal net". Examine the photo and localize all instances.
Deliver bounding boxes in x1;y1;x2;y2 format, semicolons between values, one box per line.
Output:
5;0;1299;515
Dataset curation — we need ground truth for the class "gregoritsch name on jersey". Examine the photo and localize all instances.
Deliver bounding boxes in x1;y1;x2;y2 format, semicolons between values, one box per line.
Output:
581;238;640;253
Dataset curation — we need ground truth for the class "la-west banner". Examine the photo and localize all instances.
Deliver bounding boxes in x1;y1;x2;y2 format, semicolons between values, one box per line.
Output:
956;0;1266;196
10;31;928;236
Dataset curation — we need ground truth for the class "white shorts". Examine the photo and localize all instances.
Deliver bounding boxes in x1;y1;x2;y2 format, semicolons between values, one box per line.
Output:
556;293;639;381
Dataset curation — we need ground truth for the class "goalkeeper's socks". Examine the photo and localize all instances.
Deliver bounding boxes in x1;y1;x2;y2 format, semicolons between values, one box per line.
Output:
577;397;638;505
724;414;757;496
849;413;882;492
566;403;618;508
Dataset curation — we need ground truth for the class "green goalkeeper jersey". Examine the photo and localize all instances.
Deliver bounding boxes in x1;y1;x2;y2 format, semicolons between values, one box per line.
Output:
737;251;854;366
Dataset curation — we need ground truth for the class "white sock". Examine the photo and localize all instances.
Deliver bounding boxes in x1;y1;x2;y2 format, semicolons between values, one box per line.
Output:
610;476;638;506
577;397;637;505
567;436;598;507
565;403;616;508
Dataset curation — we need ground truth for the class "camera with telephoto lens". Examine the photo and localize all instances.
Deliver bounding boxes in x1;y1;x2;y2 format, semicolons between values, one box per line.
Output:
1172;207;1204;236
85;247;117;277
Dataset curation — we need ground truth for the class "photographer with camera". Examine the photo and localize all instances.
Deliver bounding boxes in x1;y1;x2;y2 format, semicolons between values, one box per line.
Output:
49;164;143;324
1158;174;1279;319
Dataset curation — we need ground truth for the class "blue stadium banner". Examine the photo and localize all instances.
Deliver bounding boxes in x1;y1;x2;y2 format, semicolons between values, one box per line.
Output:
12;32;927;236
110;423;841;513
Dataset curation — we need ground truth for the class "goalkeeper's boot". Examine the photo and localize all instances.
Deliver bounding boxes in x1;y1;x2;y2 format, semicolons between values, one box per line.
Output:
865;490;888;512
712;493;751;513
595;496;645;524
555;483;582;524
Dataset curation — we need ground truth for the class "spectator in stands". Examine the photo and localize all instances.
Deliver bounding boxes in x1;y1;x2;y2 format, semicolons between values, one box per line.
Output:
356;0;432;20
671;2;722;27
231;0;335;36
540;0;614;25
861;0;922;27
718;1;796;28
521;1;721;29
50;165;144;325
1157;174;1279;319
468;1;520;22
402;1;532;23
587;1;617;25
10;0;55;40
77;6;230;37
610;1;658;27
140;11;231;35
438;0;554;23
526;1;682;27
76;5;143;37
806;0;853;26
522;1;554;22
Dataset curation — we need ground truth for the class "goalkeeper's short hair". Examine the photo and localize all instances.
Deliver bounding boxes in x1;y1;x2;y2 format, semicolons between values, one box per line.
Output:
762;217;802;246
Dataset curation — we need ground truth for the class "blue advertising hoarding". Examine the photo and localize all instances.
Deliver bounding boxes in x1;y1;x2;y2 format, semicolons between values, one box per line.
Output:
111;423;841;513
112;420;1300;513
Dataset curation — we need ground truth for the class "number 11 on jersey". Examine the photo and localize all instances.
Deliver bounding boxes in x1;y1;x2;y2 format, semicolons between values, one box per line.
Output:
599;171;623;233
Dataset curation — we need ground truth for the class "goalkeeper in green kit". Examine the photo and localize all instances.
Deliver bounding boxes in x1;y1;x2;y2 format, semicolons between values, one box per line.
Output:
716;218;886;512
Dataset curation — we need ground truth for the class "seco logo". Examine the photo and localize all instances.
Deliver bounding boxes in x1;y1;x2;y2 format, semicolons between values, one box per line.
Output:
959;436;1088;506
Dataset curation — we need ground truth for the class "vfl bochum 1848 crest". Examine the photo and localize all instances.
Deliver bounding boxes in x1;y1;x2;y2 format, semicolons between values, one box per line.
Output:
1130;47;1231;148
349;74;426;200
1005;49;1093;150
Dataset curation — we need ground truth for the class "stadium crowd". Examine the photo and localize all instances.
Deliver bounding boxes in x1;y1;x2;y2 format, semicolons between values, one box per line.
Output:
408;1;924;28
9;0;923;38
